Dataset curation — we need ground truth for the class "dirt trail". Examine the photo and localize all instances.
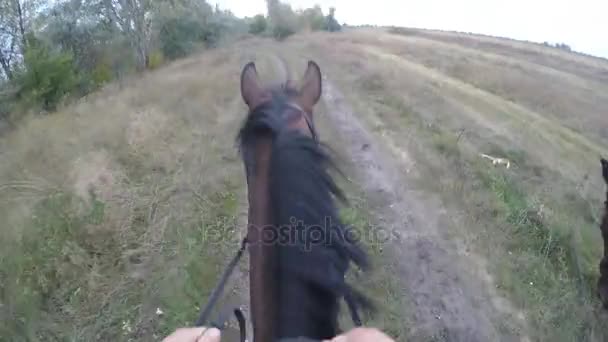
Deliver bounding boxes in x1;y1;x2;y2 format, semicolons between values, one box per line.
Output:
320;77;521;342
261;54;527;341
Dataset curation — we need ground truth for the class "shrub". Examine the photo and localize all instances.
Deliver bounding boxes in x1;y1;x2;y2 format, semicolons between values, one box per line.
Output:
148;51;165;70
17;36;79;110
249;14;268;35
272;24;296;40
90;62;113;87
200;19;225;48
159;17;205;60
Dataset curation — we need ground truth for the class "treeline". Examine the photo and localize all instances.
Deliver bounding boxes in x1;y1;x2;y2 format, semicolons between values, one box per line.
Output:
0;0;246;118
0;0;341;122
542;41;572;52
250;0;341;39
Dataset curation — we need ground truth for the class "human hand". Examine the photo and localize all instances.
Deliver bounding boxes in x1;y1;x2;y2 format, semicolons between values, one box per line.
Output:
325;327;394;342
162;327;221;342
162;326;393;342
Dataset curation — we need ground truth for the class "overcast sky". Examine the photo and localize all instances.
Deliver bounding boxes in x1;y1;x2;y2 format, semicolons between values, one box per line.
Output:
214;0;608;58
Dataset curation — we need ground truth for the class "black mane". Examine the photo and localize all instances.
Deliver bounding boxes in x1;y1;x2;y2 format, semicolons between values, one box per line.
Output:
238;90;370;340
597;158;608;308
602;159;608;204
601;158;608;237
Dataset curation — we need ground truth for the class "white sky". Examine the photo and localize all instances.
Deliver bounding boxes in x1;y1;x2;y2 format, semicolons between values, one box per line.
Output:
215;0;608;58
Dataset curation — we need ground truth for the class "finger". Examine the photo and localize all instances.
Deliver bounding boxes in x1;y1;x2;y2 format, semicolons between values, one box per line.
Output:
163;327;208;342
334;327;394;342
327;335;347;342
197;327;221;342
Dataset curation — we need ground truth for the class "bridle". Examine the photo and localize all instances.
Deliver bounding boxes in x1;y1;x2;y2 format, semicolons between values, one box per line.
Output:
195;238;248;341
283;100;318;141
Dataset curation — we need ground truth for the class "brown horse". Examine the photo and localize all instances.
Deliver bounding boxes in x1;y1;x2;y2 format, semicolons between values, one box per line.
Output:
598;158;608;307
237;61;370;341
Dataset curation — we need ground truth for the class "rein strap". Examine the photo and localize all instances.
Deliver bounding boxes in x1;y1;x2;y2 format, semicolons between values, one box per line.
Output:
196;238;248;327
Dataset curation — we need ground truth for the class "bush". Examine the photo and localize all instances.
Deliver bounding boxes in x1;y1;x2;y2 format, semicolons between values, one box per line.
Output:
272;24;296;40
249;14;268;35
159;17;205;60
17;36;79;110
90;62;113;87
200;20;225;48
148;51;165;70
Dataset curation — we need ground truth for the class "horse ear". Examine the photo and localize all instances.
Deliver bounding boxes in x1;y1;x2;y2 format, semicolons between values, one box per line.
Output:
241;62;264;109
601;158;608;183
298;61;322;111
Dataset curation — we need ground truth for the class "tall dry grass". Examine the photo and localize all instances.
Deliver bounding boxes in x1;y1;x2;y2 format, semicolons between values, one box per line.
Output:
0;44;260;340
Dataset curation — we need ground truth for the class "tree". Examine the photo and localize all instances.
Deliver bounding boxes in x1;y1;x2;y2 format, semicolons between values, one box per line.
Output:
41;1;116;86
266;0;297;39
158;15;205;59
0;6;18;80
102;0;156;70
299;5;324;32
326;7;341;32
1;0;248;113
0;0;42;80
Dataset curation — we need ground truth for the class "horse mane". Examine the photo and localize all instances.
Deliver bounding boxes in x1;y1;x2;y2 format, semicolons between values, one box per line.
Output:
601;159;608;249
238;90;371;340
598;158;608;307
602;159;608;207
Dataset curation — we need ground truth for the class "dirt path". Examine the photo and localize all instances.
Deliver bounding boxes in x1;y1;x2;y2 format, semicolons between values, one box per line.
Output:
259;53;528;341
320;77;521;342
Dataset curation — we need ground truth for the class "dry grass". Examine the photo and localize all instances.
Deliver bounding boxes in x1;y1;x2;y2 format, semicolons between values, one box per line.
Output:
2;28;608;341
0;44;260;340
387;27;608;84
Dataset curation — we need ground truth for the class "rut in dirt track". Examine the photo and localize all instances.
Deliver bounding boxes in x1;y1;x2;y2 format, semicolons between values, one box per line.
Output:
320;77;510;342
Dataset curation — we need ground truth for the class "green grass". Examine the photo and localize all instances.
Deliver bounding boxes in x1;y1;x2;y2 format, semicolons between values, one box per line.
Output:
339;196;412;341
422;127;607;340
424;122;607;341
430;130;462;159
0;186;240;341
341;68;608;340
474;163;607;340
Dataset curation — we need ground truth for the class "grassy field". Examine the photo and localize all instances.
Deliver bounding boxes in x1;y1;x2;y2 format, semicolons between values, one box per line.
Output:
1;28;608;341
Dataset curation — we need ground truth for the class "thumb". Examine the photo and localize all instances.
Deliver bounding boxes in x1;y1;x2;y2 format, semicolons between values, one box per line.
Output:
197;328;221;342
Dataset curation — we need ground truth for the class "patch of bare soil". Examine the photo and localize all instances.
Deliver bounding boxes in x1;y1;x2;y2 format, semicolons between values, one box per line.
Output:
321;78;526;342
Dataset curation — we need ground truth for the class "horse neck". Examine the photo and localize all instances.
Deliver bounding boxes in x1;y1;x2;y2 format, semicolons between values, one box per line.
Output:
247;132;342;341
246;135;278;342
603;184;608;257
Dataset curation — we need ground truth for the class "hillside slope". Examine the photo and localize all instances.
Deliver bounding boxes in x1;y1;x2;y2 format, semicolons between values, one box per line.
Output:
1;29;607;341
